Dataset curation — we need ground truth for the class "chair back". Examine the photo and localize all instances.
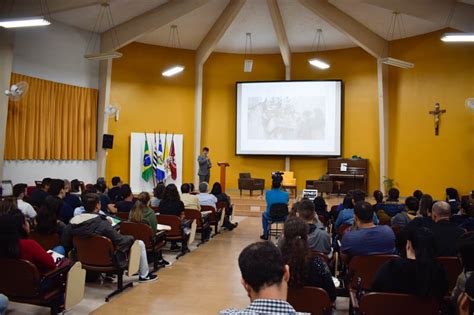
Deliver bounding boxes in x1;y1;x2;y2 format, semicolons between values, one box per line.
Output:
156;214;182;237
115;212;129;220
437;256;462;292
337;223;351;237
201;205;216;212
359;292;439;315
151;206;160;213
216;201;227;211
120;221;154;248
269;203;289;219
73;235;114;267
349;255;399;290
0;258;41;298
29;231;60;251
282;171;296;186
287;286;332;315
184;209;202;227
310;251;330;265
239;173;251;179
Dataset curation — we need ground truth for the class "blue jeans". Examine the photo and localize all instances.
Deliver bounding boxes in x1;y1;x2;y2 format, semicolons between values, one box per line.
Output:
0;294;8;315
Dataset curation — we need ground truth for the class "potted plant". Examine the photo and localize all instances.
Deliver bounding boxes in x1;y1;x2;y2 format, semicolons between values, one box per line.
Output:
383;176;397;193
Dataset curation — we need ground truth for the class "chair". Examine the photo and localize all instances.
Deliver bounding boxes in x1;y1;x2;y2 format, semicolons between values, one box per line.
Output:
201;205;222;236
267;203;288;240
287;286;332;315
238;173;265;196
156;215;190;259
29;231;60;251
120;222;166;272
184;209;211;246
437;256;462;292
0;258;70;314
336;223;351;237
310;251;330;265
73;235;133;302
281;171;297;198
359;292;439;315
115;212;129;220
151;206;160;213
306;180;333;197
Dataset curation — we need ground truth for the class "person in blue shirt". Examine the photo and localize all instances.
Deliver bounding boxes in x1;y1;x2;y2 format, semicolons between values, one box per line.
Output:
378;188;405;217
335;190;378;229
260;177;289;240
0;294;7;315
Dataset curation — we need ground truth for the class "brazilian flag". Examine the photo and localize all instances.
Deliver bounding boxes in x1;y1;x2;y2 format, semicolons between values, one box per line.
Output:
142;134;153;181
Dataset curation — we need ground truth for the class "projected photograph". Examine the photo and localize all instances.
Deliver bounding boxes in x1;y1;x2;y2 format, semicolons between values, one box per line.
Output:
247;96;325;140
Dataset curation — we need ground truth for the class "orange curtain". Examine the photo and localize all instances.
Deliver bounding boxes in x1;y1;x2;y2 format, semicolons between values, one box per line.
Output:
5;73;98;160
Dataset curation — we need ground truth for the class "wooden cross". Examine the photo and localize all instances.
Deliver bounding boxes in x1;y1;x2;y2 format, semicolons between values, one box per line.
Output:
429;102;446;136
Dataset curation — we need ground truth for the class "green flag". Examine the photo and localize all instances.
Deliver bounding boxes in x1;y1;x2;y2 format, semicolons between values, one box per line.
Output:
142;134;153;181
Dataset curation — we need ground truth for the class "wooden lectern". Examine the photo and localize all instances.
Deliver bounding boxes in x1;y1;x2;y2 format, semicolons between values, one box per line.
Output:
217;162;230;192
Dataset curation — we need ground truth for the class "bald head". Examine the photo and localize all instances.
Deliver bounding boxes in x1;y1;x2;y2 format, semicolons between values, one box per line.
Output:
432;201;451;221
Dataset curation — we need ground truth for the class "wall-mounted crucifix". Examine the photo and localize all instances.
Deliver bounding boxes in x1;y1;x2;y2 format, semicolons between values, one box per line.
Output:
429;103;446;136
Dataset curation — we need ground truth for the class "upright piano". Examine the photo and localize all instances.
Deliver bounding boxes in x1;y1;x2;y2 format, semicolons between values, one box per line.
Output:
327;158;368;194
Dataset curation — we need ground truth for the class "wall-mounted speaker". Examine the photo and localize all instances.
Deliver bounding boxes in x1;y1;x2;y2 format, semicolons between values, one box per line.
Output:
102;134;114;149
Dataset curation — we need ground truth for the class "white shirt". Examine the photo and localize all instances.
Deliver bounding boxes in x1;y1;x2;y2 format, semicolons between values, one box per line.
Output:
17;199;37;219
198;193;217;209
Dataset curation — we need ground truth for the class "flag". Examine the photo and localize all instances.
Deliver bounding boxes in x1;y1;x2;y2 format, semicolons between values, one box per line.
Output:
155;134;165;182
168;134;177;180
163;133;170;179
142;134;153;182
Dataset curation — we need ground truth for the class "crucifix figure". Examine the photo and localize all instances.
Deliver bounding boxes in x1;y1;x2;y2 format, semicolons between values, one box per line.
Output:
429;103;446;136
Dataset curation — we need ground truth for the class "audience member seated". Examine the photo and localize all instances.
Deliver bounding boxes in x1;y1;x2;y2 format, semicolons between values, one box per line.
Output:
108;176;122;202
294;199;331;255
35;196;66;236
452;232;474;303
260;177;289;240
219;241;304;315
378;188;405;217
180;183;200;210
372;190;384;213
372;227;448;299
451;198;474;231
13;183;36;219
73;188;105;217
48;179;74;224
446;187;461;215
115;184;135;213
0;294;7;315
197;182;218;209
413;189;423;201
70;179;82;197
30;177;51;208
61;193;157;282
430;201;465;257
129;192;158;235
458;274;474;315
341;201;395;259
391;197;417;227
63;179;82;211
159;184;185;218
0;199;17;216
95;182;115;214
279;217;336;301
335;190;378;229
211;182;238;230
313;196;331;222
151;182;165;207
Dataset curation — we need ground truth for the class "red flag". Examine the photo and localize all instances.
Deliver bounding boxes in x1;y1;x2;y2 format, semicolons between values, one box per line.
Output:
169;135;177;180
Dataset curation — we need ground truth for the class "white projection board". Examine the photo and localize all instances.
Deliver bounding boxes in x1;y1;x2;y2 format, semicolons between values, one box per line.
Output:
236;81;342;156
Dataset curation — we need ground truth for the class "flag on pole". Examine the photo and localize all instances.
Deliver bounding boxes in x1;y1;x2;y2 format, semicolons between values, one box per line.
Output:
168;134;177;180
155;134;165;182
163;133;170;179
142;133;153;182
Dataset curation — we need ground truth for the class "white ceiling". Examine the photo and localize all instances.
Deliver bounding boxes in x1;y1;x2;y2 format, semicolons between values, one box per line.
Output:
47;0;470;54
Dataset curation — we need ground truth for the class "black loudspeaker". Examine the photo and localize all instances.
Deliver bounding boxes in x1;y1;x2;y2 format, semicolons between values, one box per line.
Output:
102;134;114;149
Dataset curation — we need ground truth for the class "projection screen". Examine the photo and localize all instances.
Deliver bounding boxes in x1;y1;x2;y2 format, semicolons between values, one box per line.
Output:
236;80;342;156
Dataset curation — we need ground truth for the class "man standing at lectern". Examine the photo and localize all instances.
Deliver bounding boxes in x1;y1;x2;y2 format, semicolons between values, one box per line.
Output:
198;147;212;183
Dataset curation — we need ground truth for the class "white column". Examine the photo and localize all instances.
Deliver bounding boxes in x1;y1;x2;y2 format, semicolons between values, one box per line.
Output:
377;60;389;193
193;64;203;186
0;29;14;182
96;59;112;179
284;64;291;171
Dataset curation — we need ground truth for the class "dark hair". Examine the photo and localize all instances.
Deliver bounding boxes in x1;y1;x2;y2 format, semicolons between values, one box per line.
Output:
238;241;285;293
70;179;81;193
0;199;18;216
95;182;107;194
189;183;195;192
163;184;180;202
0;214;21;258
210;182;222;196
13;183;27;198
202;147;209;152
405;196;419;212
280;217;310;288
419;194;434;216
354;201;374;223
406;227;444;298
35;195;63;234
457;232;474;272
41;177;52;188
181;183;190;194
387;188;400;201
313;196;327;212
272;178;282;189
373;190;384;203
461;197;473;216
112;176;121;186
48;179;65;196
83;193;100;213
153;183;165;199
120;184;133;200
413;190;423;201
446;187;459;201
10;209;28;239
342;195;354;209
352;189;366;203
297;198;315;221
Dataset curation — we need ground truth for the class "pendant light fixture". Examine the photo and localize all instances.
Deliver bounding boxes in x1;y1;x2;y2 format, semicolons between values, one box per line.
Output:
162;25;185;77
308;29;330;70
379;12;414;69
0;0;51;28
84;0;122;60
243;32;253;72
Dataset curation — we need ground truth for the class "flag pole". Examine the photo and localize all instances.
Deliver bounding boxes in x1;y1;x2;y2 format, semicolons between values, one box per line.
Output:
152;131;157;187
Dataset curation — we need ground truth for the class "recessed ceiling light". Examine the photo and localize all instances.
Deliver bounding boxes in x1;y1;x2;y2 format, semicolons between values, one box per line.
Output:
162;66;185;77
441;33;474;42
308;58;330;70
0;17;50;28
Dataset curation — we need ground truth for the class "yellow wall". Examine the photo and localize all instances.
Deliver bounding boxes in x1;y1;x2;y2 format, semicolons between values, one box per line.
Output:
106;43;196;183
388;29;474;199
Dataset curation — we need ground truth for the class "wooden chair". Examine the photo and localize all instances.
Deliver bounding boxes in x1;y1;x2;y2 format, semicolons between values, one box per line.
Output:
156;215;190;259
238;173;265;196
29;231;60;251
73;235;133;302
216;201;227;231
184;209;211;246
0;258;70;314
437;256;462;292
359;292;439;315
151;206;160;213
287;286;333;315
120;222;166;272
201;205;222;236
115;212;129;220
336;223;351;237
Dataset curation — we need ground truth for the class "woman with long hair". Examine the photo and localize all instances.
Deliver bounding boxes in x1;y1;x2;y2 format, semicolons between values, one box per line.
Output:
35;195;66;235
279;217;337;301
372;227;448;298
159;184;185;218
210;182;238;230
151;183;166;207
129;192;158;234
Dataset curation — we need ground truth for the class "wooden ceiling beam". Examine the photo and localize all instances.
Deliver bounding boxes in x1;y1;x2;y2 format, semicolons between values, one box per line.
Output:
267;0;291;67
